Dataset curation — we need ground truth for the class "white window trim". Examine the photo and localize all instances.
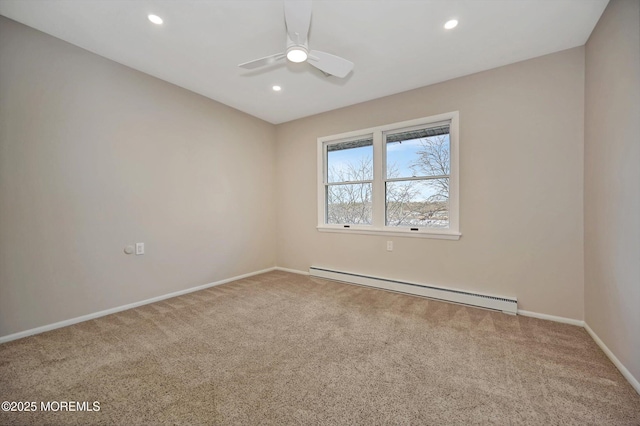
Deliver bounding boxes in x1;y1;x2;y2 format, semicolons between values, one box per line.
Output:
317;111;460;240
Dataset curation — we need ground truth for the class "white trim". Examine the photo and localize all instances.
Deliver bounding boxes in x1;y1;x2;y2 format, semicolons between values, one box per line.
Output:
317;226;461;240
317;137;325;228
373;130;385;228
517;311;640;395
4;266;639;396
448;112;460;233
517;310;584;327
585;323;640;395
317;111;460;238
0;267;277;344
274;266;309;276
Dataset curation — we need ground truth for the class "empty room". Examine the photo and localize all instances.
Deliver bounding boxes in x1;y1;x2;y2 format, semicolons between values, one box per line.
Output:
1;0;639;424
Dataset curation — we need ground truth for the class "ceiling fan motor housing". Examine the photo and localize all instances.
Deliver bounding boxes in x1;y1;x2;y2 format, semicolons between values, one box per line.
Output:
285;34;309;63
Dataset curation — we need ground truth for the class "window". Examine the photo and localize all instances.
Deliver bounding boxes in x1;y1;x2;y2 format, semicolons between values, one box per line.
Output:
385;123;450;228
317;112;460;239
326;136;373;225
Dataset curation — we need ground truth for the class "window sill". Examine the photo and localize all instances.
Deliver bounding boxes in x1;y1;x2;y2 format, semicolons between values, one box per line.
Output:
317;226;461;240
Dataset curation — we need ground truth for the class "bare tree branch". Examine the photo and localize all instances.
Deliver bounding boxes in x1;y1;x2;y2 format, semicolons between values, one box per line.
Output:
327;135;450;227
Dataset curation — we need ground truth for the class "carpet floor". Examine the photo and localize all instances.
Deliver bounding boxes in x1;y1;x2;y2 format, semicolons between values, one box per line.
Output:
1;271;639;425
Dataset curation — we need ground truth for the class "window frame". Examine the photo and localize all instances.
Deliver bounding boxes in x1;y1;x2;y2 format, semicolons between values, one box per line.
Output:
317;111;460;240
324;134;375;225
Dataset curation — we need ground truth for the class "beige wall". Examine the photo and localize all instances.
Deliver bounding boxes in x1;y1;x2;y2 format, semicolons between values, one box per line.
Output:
0;17;277;337
276;48;586;320
584;0;640;383
4;0;638;393
3;2;639;391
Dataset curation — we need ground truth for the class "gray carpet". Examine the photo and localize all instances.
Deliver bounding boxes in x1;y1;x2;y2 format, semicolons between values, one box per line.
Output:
1;271;639;425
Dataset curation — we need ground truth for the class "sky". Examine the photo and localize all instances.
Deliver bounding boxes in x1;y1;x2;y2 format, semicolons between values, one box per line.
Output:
327;135;450;181
327;135;451;202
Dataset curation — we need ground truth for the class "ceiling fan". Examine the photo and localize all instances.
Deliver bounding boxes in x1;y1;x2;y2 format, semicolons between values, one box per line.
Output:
238;0;354;78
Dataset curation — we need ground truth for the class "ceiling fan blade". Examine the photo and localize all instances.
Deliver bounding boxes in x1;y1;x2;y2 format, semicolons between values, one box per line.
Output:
308;50;354;78
284;0;312;45
238;53;286;70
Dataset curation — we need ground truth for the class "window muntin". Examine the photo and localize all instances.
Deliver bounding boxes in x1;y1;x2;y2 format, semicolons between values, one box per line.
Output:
325;137;373;225
317;112;459;239
384;123;450;229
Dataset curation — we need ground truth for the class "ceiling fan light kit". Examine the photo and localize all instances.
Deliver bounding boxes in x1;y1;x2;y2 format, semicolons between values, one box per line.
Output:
286;46;308;63
239;0;354;78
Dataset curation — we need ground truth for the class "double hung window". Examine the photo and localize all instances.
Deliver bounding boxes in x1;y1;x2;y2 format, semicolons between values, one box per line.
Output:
318;112;460;239
325;136;374;225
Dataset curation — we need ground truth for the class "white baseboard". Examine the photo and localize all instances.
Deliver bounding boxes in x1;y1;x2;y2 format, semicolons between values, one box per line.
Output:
3;267;638;397
517;310;585;327
585;323;640;395
517;312;639;395
0;267;277;344
274;266;309;275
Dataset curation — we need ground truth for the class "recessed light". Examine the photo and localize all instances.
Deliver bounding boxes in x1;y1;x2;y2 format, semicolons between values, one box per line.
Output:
444;19;458;30
272;85;282;91
148;14;163;25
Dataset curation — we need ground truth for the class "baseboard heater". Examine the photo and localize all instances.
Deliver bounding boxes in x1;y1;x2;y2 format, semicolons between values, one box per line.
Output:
309;266;518;314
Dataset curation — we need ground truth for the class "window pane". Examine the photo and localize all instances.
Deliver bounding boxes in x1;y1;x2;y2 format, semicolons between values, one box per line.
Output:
327;138;373;183
386;131;450;179
327;183;372;225
386;179;449;228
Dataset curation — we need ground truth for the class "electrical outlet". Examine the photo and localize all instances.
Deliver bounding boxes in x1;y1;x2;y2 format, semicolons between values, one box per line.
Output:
135;242;145;255
386;241;393;251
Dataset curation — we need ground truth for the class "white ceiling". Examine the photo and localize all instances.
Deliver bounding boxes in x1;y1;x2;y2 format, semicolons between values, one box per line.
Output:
0;0;608;124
